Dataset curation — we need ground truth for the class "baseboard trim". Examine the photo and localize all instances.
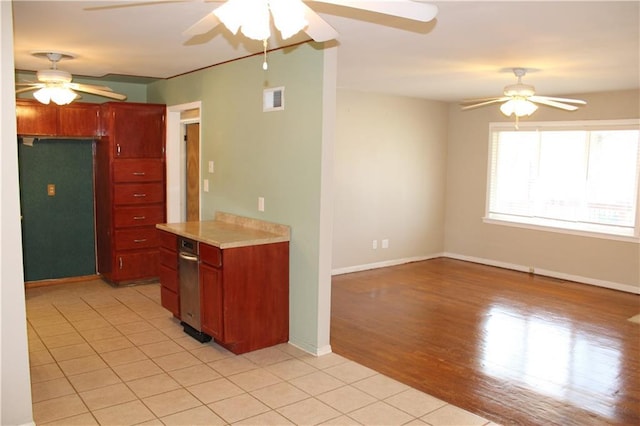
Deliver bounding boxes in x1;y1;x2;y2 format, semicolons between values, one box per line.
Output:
287;340;333;357
332;254;443;276
25;274;101;289
443;252;640;295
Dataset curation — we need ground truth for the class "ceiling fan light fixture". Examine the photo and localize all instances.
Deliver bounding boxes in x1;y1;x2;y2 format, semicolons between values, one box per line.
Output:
33;86;78;106
214;0;307;41
500;98;538;117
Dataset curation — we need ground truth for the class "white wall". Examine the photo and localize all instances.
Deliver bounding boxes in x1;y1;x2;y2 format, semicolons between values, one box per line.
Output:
1;1;35;425
332;90;449;273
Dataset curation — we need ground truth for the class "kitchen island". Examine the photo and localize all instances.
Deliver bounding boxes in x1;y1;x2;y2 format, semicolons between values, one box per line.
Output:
156;212;290;354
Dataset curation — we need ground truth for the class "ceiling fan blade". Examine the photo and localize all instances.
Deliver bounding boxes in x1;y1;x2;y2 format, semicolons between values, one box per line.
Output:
15;82;42;87
460;98;509;111
310;0;438;22
16;87;39;95
460;96;505;105
74;86;127;101
84;0;190;11
529;95;586;105
529;97;580;111
301;3;339;42
69;83;118;92
183;9;222;37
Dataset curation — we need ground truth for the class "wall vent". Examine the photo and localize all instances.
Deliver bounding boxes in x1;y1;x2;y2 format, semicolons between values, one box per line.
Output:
263;86;284;112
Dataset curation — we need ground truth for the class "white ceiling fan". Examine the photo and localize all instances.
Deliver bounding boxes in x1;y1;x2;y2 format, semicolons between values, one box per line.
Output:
16;51;127;105
460;68;586;118
182;0;439;42
85;0;438;43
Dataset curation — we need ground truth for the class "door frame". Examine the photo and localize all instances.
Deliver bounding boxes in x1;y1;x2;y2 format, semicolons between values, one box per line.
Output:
166;101;201;223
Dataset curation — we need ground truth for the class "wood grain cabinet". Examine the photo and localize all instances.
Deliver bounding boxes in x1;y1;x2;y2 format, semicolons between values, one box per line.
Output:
158;230;179;317
16;99;99;137
199;241;289;354
95;102;166;285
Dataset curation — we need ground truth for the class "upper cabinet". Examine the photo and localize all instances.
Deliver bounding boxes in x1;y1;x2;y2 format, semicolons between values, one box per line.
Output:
100;102;165;158
16;99;99;137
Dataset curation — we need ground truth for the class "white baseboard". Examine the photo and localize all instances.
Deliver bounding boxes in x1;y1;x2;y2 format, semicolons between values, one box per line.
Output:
331;252;639;294
443;252;640;295
332;254;443;276
287;340;333;357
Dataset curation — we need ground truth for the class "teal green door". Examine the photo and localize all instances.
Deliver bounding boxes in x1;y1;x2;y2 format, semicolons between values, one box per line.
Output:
18;139;96;281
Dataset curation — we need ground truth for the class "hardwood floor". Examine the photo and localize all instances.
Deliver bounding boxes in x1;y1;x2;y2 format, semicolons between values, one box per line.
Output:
330;258;640;426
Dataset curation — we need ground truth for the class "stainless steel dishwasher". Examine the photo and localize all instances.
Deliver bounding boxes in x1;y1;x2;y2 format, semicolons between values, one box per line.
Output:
178;237;211;343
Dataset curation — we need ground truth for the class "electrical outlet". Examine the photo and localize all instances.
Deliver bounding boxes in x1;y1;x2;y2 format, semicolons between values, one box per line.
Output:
382;239;389;249
203;179;209;192
372;240;378;249
258;197;265;212
47;184;55;196
208;160;214;173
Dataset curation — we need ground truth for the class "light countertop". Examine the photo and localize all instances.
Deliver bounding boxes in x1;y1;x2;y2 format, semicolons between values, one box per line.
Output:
156;212;290;249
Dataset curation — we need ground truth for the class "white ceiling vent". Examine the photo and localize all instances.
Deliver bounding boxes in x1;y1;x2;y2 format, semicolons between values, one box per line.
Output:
263;87;284;112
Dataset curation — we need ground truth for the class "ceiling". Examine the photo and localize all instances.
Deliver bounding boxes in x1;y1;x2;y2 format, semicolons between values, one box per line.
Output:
11;1;640;103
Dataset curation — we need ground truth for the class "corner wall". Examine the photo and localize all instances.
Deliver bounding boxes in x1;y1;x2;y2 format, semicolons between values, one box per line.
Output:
332;90;449;272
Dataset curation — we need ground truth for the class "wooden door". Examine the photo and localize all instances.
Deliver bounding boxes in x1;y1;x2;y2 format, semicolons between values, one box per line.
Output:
186;123;200;221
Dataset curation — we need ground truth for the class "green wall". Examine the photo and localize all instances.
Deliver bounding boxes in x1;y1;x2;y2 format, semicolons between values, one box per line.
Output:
18;139;96;281
147;43;329;353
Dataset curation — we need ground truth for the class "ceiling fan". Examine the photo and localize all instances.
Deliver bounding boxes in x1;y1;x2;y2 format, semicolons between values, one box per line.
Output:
15;51;127;105
86;0;439;44
460;68;586;118
182;0;439;42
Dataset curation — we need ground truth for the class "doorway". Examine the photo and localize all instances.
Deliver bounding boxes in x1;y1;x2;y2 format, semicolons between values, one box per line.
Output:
185;122;200;221
166;102;202;223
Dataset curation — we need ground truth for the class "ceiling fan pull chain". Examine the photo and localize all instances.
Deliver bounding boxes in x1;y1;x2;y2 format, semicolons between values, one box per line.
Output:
262;39;268;71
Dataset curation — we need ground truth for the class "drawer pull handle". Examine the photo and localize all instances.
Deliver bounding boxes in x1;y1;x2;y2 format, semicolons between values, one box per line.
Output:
116;144;121;156
134;239;148;243
119;257;123;269
133;216;146;220
133;193;147;198
132;172;146;176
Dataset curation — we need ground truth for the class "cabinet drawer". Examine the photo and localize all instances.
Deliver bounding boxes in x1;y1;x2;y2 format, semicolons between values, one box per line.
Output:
200;243;222;268
159;264;179;292
113;160;164;183
114;205;165;228
158;230;178;250
161;286;180;317
160;247;177;269
113;250;159;281
114;227;159;250
114;183;164;205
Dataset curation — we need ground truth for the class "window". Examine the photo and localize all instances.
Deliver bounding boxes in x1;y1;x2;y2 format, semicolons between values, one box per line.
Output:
486;120;640;240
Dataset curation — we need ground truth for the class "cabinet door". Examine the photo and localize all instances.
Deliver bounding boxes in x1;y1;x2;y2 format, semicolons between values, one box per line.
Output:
16;100;58;136
110;104;165;158
200;263;223;340
113;250;159;281
58;103;99;137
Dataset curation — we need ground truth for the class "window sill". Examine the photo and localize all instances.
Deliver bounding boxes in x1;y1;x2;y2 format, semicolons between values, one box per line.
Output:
483;215;640;243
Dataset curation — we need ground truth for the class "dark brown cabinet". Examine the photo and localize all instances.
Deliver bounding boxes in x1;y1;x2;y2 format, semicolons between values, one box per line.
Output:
200;244;224;340
158;230;179;317
199;241;289;354
16;99;99;137
95;102;166;285
100;102;165;158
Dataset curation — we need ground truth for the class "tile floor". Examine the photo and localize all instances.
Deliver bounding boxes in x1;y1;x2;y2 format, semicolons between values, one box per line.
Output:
26;279;497;425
